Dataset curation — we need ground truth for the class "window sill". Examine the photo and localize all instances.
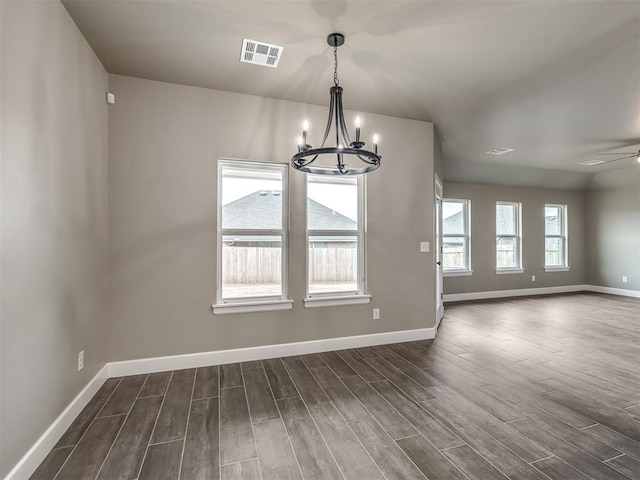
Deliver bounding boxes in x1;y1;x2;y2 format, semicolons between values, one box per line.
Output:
496;268;525;275
545;266;571;272
212;299;293;315
304;294;372;308
444;270;474;277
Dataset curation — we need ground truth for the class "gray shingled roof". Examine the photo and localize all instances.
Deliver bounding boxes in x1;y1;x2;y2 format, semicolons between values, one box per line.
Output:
443;211;464;235
222;190;356;230
443;208;558;235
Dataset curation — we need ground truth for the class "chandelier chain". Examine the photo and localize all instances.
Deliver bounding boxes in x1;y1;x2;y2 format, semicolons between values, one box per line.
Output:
333;46;339;86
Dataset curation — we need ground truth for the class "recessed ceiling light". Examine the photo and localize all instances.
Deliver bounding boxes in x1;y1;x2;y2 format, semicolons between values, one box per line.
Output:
579;159;606;166
240;38;283;68
486;148;514;155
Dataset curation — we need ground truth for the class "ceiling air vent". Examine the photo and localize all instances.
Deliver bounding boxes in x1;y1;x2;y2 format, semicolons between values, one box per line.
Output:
579;159;606;166
240;38;283;68
486;148;514;155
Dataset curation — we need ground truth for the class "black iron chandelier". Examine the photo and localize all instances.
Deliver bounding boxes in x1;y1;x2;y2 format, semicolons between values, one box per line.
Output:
291;33;381;175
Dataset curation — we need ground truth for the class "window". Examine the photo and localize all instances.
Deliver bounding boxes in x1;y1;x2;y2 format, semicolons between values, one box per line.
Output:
545;204;569;270
215;160;291;313
442;199;471;274
496;202;523;272
305;175;369;306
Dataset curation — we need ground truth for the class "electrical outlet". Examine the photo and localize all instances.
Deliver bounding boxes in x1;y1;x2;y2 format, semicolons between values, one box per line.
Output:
420;242;430;253
78;350;84;371
622;276;628;283
373;308;380;320
531;275;536;282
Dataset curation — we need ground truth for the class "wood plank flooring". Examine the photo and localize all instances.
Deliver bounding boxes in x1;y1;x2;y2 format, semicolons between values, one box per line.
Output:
32;293;640;479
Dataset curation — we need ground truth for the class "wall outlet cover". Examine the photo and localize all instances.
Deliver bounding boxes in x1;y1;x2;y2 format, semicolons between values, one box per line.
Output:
78;350;84;371
622;276;628;283
420;242;430;253
373;308;380;320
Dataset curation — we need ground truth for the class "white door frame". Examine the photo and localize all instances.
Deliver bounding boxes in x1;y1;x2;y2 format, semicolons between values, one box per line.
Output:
435;174;444;330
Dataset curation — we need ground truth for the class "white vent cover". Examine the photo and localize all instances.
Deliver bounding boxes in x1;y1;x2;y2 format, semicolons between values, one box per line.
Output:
486;147;514;155
579;159;606;166
240;38;283;68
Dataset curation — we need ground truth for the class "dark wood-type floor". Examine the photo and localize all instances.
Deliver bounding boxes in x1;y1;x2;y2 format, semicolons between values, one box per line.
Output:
32;293;640;480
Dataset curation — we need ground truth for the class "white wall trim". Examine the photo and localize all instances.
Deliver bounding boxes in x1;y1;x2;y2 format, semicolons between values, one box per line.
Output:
108;327;435;377
435;305;444;332
212;299;293;315
4;365;109;480
495;268;525;275
304;295;372;308
444;284;640;302
444;285;589;302
7;327;435;478
584;285;640;298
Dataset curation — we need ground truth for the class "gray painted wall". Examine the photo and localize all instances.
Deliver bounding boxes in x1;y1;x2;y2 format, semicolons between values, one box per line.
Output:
586;167;640;291
107;74;436;362
443;183;586;294
0;1;108;475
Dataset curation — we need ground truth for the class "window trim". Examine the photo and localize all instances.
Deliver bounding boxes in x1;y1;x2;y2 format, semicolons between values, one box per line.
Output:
214;159;290;310
544;203;569;270
304;174;367;303
442;198;472;275
496;201;523;271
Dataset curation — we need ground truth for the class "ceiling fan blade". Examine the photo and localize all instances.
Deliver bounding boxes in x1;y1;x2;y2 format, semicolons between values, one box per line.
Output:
597;152;636;155
602;154;637;163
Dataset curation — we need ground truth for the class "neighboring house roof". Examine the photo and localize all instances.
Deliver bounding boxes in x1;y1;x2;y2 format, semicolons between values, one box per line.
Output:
222;190;356;230
545;215;559;233
443;211;463;235
307;198;356;230
444;210;558;235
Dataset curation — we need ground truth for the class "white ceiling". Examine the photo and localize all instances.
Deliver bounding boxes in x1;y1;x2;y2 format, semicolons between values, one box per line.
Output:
62;0;640;188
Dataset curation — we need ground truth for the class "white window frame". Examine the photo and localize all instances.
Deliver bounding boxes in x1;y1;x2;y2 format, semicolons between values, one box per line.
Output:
496;201;524;274
213;159;292;314
304;174;370;308
442;198;472;276
544;203;570;272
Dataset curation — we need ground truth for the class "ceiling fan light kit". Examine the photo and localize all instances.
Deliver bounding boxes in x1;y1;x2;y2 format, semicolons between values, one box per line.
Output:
291;33;381;175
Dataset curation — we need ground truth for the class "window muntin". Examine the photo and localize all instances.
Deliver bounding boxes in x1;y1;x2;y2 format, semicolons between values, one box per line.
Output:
442;199;471;272
218;160;287;302
545;204;567;267
306;175;364;296
496;202;522;270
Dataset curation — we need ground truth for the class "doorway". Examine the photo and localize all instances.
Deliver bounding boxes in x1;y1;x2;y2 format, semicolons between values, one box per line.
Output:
435;175;444;329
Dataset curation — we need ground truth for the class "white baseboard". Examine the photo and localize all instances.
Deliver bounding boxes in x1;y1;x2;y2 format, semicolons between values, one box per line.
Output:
435;305;444;331
6;327;434;478
444;284;640;302
443;284;589;303
584;285;640;298
108;327;436;377
4;365;109;480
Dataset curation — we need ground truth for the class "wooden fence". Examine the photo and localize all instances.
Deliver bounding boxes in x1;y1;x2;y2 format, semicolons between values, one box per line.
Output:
223;246;357;284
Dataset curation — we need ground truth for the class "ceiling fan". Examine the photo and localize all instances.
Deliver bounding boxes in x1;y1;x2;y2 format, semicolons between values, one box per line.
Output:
596;148;640;164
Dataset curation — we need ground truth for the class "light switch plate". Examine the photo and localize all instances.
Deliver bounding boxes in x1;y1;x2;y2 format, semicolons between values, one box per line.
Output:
420;242;430;253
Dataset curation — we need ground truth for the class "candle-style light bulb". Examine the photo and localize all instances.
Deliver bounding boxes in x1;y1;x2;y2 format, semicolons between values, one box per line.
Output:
373;134;379;155
302;120;309;145
297;136;303;153
355;116;361;142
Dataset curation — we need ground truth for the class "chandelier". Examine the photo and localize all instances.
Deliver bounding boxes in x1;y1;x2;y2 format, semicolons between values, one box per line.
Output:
291;33;381;175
